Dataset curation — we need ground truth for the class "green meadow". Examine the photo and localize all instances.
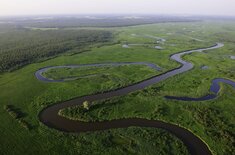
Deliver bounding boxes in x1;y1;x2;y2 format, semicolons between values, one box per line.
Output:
0;21;234;155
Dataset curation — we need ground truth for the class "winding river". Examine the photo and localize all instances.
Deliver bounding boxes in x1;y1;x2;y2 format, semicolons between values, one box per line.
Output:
36;42;235;155
35;62;162;82
165;78;235;101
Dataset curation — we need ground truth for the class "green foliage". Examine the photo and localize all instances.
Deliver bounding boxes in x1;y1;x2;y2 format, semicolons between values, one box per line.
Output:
0;21;235;155
0;29;112;72
58;22;235;155
59;105;92;122
42;65;158;91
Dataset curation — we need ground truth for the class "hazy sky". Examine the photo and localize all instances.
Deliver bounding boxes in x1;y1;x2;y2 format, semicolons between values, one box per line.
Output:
0;0;235;16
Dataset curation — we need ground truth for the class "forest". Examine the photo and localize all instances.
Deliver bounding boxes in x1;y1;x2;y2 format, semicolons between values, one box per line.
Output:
0;27;112;72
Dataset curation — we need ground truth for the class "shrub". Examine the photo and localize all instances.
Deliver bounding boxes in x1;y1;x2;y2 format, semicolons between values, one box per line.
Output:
83;101;90;110
9;111;19;119
18;119;30;130
3;104;31;130
3;105;19;119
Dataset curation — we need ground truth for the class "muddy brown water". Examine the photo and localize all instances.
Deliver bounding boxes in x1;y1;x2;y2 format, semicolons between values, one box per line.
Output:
37;43;225;155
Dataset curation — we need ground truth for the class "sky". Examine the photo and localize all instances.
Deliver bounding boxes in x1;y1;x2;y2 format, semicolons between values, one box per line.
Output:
0;0;235;16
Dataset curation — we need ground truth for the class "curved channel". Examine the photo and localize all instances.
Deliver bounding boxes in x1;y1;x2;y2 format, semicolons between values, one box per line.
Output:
165;78;235;101
35;62;162;82
38;43;225;155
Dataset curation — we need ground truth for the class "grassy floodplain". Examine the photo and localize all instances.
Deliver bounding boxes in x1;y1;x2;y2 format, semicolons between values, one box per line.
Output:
42;64;160;90
0;21;235;155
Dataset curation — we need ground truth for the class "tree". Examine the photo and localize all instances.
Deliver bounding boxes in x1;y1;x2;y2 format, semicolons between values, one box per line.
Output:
83;101;90;110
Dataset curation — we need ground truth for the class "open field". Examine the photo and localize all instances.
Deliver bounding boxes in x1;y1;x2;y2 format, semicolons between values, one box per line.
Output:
0;21;235;155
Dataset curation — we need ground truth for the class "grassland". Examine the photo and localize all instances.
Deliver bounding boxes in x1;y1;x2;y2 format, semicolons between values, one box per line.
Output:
0;21;234;155
42;65;159;90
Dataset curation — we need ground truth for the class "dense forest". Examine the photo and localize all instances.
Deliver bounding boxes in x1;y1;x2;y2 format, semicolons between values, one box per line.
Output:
0;27;112;72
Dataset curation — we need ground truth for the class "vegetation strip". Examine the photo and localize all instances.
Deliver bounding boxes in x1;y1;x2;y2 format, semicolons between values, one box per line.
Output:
3;105;31;130
37;43;224;155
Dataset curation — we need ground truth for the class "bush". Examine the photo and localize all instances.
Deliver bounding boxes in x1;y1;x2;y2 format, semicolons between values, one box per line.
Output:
83;101;90;110
3;105;19;119
8;111;19;119
18;119;30;130
3;104;31;130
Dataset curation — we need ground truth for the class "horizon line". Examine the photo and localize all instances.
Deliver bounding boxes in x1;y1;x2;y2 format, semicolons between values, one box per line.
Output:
1;13;235;18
